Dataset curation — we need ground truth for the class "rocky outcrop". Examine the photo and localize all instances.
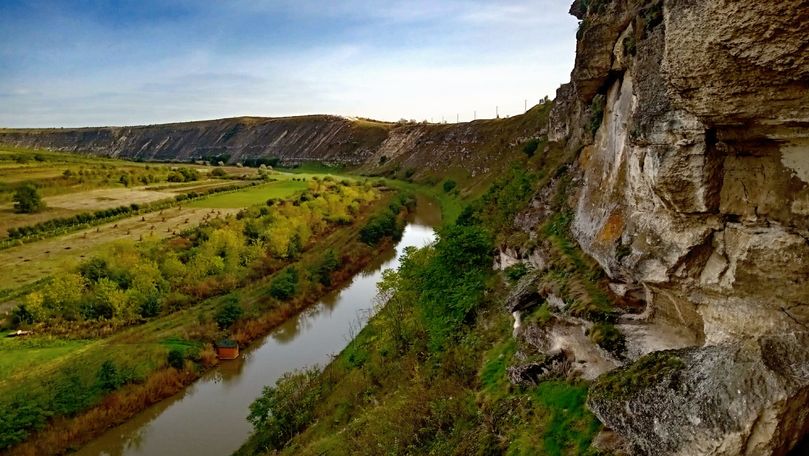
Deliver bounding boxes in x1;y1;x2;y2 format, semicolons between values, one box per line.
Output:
546;0;809;453
589;333;809;456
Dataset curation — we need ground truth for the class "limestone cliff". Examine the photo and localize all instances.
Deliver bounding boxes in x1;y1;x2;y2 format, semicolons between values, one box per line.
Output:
0;108;547;191
545;0;809;454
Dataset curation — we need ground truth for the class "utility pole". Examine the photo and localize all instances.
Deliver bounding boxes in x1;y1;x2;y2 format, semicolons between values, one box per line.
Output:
525;99;527;113
496;106;499;119
473;110;476;120
456;113;459;123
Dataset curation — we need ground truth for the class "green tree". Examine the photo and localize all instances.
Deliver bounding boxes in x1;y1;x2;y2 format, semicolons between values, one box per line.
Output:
96;360;122;392
215;298;244;329
247;367;322;451
269;268;299;300
12;184;45;213
442;179;457;193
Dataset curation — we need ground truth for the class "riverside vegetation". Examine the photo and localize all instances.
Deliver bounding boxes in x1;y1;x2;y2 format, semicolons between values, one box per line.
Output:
238;134;609;456
0;148;419;454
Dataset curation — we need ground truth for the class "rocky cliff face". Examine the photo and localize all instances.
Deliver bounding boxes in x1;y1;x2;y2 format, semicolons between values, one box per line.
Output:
0;109;547;188
0;116;389;165
546;0;809;454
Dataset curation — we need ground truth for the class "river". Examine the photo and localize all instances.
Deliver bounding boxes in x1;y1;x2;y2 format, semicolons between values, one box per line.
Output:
75;197;440;456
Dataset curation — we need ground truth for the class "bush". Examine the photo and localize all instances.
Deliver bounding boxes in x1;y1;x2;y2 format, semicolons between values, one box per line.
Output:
96;360;123;392
310;250;340;286
442;179;457;193
167;349;185;369
269;268;299;300
360;210;399;246
522;138;540;157
13;184;45;213
504;263;529;283
247;367;322;451
211;167;228;177
215;298;244;329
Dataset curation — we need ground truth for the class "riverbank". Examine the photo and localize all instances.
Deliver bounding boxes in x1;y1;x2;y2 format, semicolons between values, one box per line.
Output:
1;187;411;455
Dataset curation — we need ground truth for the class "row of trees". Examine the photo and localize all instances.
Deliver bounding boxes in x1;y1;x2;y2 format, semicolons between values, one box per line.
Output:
13;180;380;326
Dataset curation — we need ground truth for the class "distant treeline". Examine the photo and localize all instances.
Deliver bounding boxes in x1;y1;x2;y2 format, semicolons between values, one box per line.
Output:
198;155;282;168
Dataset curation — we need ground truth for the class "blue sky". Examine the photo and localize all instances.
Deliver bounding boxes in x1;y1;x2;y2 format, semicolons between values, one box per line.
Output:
0;1;578;127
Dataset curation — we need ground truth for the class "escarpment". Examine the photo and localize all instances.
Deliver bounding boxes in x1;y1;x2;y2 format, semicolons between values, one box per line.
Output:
0;107;548;188
522;0;809;454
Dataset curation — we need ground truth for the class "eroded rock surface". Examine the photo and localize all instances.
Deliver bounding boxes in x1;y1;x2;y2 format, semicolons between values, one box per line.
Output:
546;0;809;453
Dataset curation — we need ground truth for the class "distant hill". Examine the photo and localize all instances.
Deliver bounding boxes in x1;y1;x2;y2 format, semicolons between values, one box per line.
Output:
0;106;551;192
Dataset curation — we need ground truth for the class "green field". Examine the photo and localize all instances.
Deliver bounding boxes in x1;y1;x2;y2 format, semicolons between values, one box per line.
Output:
188;180;309;208
0;337;92;384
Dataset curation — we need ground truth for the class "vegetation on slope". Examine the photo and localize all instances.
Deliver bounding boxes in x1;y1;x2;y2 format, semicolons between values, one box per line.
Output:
238;141;606;455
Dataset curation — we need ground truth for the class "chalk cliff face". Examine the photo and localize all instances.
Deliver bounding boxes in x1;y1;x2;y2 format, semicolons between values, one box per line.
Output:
548;0;809;454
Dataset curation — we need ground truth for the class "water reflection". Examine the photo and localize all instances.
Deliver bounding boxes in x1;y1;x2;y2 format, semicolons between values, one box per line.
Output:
76;197;440;456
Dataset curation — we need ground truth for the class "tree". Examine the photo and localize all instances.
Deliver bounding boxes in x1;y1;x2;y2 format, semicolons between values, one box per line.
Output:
13;184;45;213
269;268;299;300
215;298;244;329
97;360;122;392
442;179;457;193
247;367;322;450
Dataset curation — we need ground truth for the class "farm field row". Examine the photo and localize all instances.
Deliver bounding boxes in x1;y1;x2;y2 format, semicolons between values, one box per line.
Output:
0;180;243;239
0;176;321;308
0;206;241;294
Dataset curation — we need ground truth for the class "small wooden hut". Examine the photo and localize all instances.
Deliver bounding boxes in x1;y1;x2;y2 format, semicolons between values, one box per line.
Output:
215;339;239;360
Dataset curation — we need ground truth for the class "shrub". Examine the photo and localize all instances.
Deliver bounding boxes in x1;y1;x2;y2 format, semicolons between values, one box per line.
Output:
96;360;123;392
522;138;540;157
211;168;228;177
269;268;299;300
360;211;398;245
215;298;244;329
310;249;340;286
167;349;185;369
247;367;322;451
442;179;457;193
13;184;45;213
504;263;529;283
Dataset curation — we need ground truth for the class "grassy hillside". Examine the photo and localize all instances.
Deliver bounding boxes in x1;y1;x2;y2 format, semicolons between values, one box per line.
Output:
236;126;612;456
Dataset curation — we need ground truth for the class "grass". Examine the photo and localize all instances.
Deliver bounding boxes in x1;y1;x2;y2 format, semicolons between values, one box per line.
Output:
187;180;308;208
0;337;92;383
523;382;601;456
480;338;517;396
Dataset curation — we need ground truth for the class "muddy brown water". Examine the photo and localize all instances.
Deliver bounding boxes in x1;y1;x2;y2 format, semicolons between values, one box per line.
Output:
75;197;441;456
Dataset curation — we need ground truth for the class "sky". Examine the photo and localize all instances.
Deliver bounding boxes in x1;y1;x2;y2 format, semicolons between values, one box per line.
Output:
0;0;578;128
